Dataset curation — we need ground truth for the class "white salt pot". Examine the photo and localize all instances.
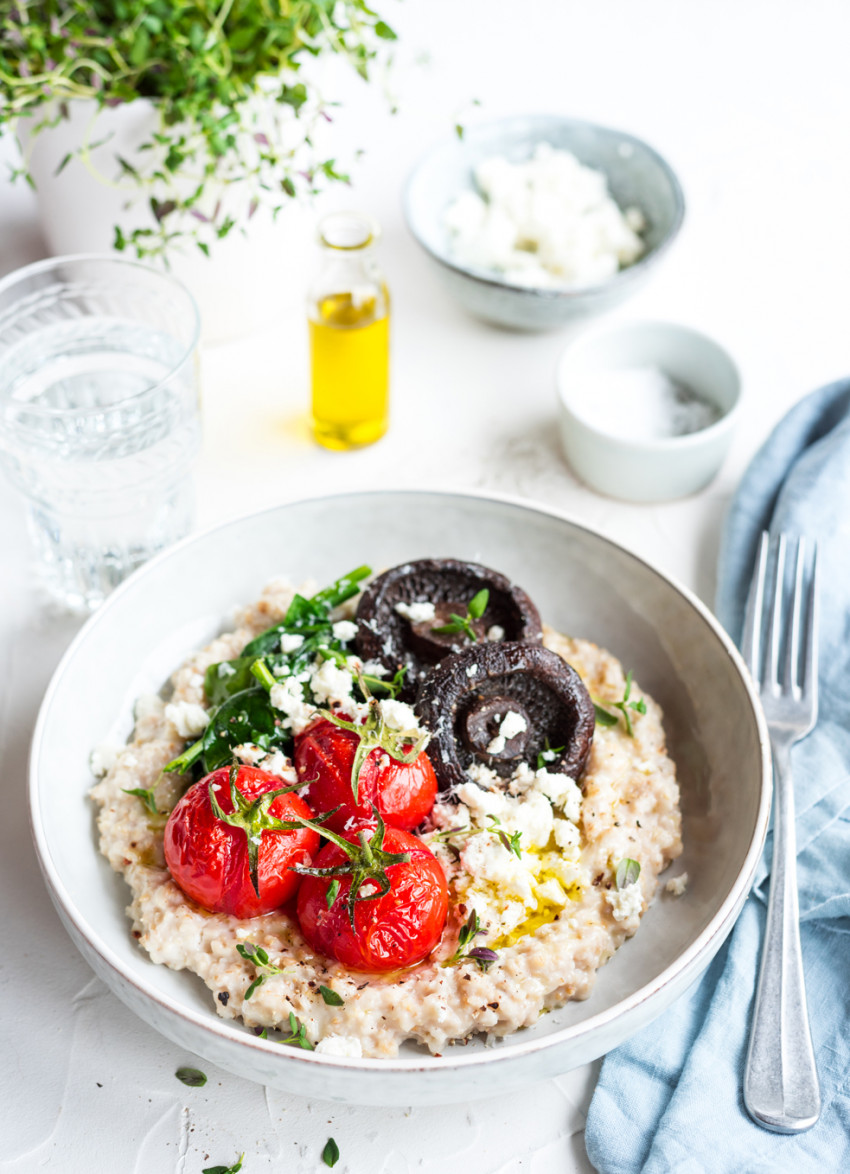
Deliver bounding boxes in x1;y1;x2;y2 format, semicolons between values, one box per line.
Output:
556;320;742;502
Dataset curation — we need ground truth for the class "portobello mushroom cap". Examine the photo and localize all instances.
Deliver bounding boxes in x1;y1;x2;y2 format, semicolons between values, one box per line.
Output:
414;641;595;793
355;559;542;701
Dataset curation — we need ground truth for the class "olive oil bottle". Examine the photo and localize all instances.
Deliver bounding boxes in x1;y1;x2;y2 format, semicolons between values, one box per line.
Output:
308;213;390;450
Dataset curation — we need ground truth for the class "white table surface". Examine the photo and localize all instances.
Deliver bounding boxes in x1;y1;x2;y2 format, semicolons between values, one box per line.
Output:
2;2;849;1170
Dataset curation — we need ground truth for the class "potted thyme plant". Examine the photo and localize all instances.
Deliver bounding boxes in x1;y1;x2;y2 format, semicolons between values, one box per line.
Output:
1;1;396;336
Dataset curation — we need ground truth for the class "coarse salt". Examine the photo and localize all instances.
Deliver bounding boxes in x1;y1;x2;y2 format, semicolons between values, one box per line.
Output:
567;367;721;442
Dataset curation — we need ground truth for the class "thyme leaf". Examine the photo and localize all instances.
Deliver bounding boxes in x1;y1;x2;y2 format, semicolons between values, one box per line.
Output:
122;786;159;815
323;1138;340;1168
615;858;641;890
203;1155;243;1174
319;985;344;1006
175;1066;207;1087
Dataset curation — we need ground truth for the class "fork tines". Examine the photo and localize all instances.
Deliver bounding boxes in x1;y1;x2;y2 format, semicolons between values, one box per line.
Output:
742;532;819;700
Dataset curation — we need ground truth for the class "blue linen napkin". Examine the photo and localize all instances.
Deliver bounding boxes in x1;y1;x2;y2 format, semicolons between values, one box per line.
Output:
585;378;850;1173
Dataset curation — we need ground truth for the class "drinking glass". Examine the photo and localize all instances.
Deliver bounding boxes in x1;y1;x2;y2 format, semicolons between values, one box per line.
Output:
0;255;201;612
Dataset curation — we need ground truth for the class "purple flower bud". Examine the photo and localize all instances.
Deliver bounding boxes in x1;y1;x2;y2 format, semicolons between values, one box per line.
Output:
468;947;498;970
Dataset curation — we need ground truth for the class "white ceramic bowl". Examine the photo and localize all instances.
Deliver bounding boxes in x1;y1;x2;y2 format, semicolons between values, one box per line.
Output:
404;115;684;331
556;320;742;501
29;490;769;1106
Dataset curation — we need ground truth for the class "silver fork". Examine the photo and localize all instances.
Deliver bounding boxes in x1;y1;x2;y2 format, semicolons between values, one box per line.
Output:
741;531;821;1133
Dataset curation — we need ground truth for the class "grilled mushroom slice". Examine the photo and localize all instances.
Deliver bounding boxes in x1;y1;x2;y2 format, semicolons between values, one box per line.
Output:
415;641;595;793
355;559;542;700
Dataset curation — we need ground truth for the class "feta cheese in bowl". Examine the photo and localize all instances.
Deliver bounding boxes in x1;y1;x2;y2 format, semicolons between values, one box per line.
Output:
404;115;684;330
444;143;647;290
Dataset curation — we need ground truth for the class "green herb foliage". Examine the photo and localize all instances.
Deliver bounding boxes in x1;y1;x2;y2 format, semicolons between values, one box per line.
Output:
164;566;371;776
593;671;647;737
2;4;396;259
320;695;429;803
322;1138;340;1168
208;766;311;896
429;814;522;860
122;785;159;815
444;910;499;971
432;588;490;643
175;1065;207;1087
280;1010;313;1050
203;1156;243;1174
615;858;641;890
290;807;412;931
236;941;282;999
536;741;565;770
319;985;344;1006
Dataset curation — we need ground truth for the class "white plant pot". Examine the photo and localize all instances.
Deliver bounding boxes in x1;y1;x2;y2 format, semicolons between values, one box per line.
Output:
18;100;313;344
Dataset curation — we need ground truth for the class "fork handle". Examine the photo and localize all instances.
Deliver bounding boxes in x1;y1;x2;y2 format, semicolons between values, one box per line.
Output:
744;736;820;1132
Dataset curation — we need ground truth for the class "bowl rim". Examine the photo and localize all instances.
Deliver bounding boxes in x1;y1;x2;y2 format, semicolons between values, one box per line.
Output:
555;318;744;452
402;114;686;302
28;486;770;1076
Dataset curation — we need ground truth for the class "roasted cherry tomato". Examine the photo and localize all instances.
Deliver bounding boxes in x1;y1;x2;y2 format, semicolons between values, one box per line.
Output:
164;766;319;918
294;716;437;833
296;823;448;972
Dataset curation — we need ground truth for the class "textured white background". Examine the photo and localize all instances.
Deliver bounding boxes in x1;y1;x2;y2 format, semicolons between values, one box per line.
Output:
2;1;849;1170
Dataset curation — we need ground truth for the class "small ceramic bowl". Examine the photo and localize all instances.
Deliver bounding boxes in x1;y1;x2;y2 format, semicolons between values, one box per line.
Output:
556;320;742;501
403;115;684;331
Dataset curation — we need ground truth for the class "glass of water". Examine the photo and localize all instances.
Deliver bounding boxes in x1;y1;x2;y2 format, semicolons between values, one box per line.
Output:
0;255;201;612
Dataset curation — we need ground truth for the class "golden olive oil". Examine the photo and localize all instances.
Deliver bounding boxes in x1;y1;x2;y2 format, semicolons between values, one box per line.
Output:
309;289;390;450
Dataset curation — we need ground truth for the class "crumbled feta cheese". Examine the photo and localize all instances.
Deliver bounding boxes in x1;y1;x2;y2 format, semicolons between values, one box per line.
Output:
531;768;582;824
280;633;304;653
90;744;120;778
535;877;568;906
164;700;210;739
270;676;316;735
466;663;479;677
331;620;358;643
233;743;266;766
134;693;163;721
444;143;646;291
486;625;505;642
486;710;527;755
258;750;296;780
460;834;534;902
360;659;388;678
379;699;419;731
541;748;556;763
310;660;354;706
608;882;643;922
315;1035;363;1058
553;817;580;854
665;873;688;896
395;600;436;624
217;662;237;679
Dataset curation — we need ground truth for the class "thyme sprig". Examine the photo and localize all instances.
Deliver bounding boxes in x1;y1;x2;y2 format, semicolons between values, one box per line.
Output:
593;671;647;737
427;814;522;860
236;942;283;999
432;588;490;643
443;910;499;972
280;1010;314;1051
